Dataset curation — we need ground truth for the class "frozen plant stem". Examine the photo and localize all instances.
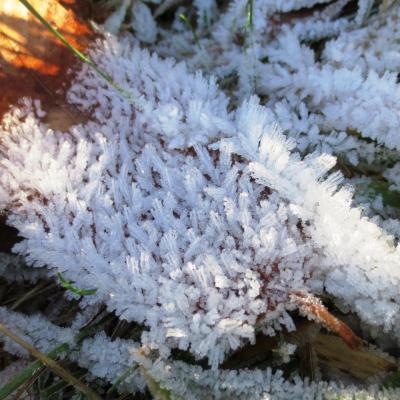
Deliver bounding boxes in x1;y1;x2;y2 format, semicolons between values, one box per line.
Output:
17;0;138;106
0;323;102;400
140;366;177;400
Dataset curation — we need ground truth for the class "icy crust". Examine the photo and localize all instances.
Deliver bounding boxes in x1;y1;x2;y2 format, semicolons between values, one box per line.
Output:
1;308;400;400
1;38;400;370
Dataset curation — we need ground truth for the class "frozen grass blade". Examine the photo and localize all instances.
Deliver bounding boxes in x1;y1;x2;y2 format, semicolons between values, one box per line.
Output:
18;0;139;106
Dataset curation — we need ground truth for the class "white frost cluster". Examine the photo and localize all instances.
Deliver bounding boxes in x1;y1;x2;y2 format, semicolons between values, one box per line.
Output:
2;35;400;367
1;0;400;397
150;0;400;171
0;45;317;368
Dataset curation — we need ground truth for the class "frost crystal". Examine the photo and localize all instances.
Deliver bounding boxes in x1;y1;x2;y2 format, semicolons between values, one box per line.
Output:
1;1;400;396
1;36;400;370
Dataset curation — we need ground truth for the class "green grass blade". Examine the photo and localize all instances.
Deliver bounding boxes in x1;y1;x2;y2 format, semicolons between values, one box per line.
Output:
368;180;400;209
57;272;97;296
246;0;254;30
383;371;400;389
39;370;86;399
179;14;201;49
39;379;71;399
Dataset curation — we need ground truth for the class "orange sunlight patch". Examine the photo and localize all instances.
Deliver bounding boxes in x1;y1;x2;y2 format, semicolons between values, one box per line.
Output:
0;0;94;119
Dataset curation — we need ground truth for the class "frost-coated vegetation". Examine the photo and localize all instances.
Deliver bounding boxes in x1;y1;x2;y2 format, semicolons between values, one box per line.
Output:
1;0;400;398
